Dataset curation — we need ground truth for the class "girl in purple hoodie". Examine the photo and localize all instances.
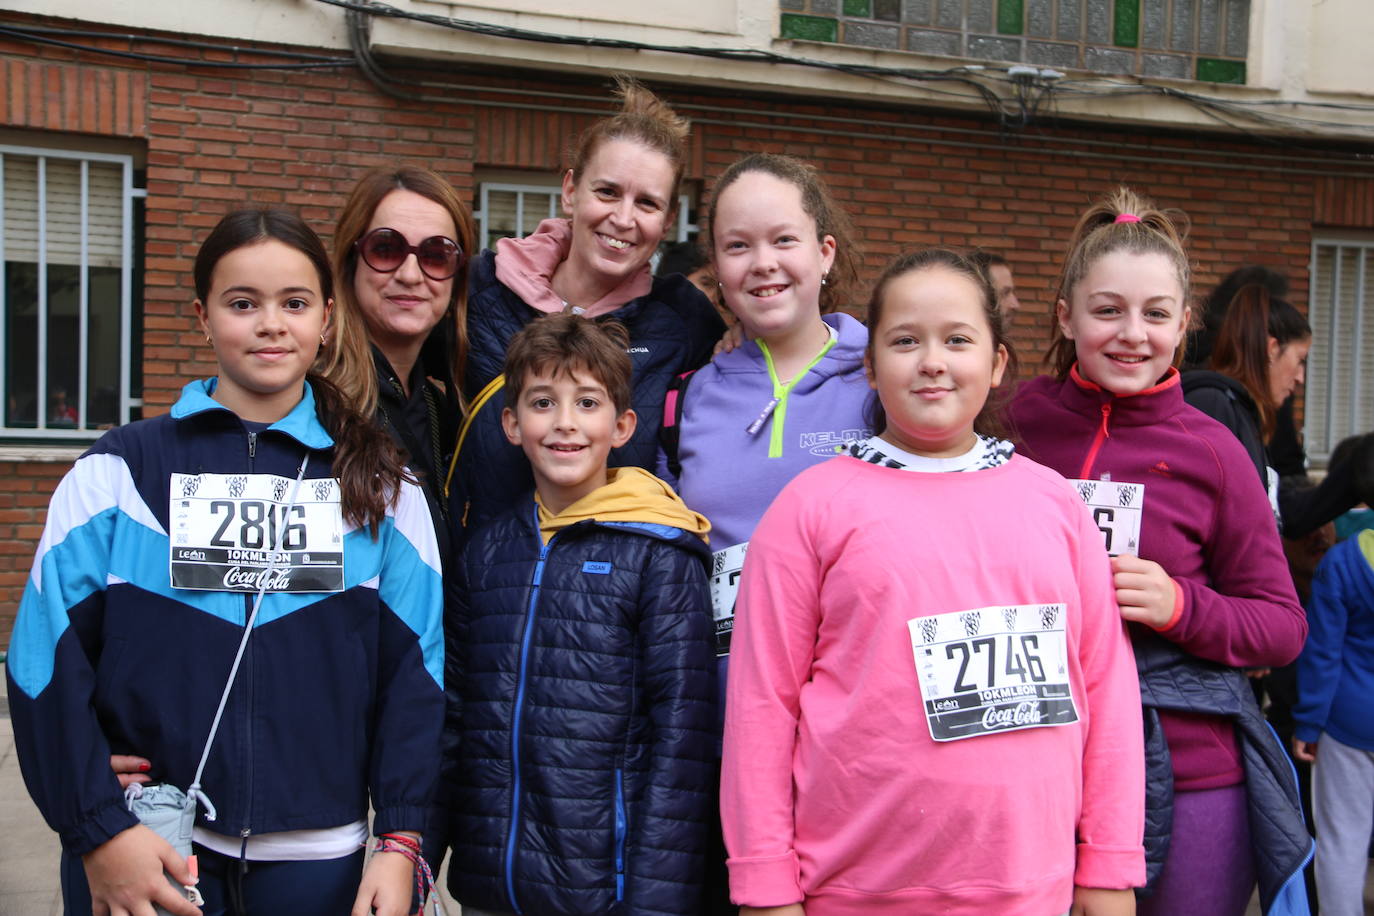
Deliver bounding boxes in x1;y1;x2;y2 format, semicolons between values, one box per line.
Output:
657;153;869;914
1008;186;1309;915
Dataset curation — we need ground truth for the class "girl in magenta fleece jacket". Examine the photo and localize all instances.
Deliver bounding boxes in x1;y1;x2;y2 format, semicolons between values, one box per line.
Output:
722;249;1145;916
1008;187;1307;916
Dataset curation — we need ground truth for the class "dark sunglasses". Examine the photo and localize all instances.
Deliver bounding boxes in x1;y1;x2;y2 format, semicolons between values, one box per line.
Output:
354;227;463;281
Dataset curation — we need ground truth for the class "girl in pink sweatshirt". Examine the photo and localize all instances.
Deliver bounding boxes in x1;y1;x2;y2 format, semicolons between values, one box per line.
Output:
721;249;1145;916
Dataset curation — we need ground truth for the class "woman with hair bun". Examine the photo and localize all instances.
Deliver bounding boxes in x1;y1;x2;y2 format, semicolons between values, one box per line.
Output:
452;75;725;535
1009;187;1311;916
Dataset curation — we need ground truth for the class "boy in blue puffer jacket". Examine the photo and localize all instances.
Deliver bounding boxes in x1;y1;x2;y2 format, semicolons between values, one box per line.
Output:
431;312;716;916
1292;527;1374;916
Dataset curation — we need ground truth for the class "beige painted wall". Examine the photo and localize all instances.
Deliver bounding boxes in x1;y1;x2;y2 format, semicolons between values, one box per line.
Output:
13;0;1374;136
1305;0;1374;97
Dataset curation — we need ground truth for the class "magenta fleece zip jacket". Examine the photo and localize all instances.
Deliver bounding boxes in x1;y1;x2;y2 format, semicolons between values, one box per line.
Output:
1008;367;1306;789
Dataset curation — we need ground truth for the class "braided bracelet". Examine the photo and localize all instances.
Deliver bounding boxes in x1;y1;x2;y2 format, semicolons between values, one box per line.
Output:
373;832;435;907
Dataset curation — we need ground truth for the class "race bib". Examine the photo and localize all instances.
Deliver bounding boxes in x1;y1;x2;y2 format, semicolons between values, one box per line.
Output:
1069;479;1144;556
709;542;747;657
169;473;344;593
908;603;1079;742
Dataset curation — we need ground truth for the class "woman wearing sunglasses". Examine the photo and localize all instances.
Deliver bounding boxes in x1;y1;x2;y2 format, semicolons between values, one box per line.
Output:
452;76;725;535
324;166;477;541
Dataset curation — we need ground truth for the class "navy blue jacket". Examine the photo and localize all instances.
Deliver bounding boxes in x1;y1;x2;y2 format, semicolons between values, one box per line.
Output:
1134;631;1313;915
6;380;445;854
455;249;725;536
440;502;716;916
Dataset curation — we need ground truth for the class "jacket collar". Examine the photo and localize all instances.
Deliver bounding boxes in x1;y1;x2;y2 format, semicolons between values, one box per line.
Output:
170;378;334;450
1059;364;1185;427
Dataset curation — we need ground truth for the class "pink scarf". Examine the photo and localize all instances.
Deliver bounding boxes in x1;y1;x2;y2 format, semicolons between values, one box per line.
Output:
494;218;653;318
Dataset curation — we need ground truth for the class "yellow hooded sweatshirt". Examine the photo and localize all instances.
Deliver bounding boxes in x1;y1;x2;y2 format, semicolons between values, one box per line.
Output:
535;466;711;546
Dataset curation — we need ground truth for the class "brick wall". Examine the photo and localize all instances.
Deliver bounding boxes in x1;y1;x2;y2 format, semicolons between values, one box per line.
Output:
1;12;1372;645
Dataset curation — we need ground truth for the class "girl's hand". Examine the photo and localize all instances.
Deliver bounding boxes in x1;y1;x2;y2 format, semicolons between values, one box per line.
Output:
1070;885;1135;916
1292;738;1317;763
713;322;749;356
1111;554;1177;629
351;843;416;916
109;754;152;789
741;907;805;916
83;825;200;916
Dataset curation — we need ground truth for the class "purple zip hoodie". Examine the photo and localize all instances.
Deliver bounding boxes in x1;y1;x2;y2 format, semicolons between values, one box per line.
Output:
663;312;871;551
1008;366;1306;789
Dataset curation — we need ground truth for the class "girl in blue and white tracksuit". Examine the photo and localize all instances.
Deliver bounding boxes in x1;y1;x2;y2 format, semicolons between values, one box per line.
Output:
5;209;444;916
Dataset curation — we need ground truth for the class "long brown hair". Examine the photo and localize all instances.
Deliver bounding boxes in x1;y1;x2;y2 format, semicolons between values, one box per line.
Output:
864;248;1018;441
324;166;477;416
1210;283;1312;439
193;208;412;535
1046;186;1191;378
570;75;691;216
706;152;861;313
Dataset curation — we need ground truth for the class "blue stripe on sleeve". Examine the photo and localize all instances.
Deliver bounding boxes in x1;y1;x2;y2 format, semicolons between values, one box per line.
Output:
370;518;444;689
9;507;117;698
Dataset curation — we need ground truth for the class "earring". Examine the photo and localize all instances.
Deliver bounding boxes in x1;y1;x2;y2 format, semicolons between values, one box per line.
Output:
320;333;328;347
204;334;212;345
821;271;830;287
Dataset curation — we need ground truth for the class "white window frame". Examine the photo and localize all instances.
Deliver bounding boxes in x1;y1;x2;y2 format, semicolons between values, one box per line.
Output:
474;180;697;254
0;144;144;441
1305;232;1374;464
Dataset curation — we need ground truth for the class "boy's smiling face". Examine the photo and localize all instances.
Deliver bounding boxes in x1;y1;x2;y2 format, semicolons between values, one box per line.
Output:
502;366;636;515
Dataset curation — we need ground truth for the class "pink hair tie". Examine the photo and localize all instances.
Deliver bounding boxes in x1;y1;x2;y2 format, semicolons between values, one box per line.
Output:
1114;213;1142;224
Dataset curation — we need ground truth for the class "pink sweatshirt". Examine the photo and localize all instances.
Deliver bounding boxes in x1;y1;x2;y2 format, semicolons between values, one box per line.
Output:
721;454;1145;915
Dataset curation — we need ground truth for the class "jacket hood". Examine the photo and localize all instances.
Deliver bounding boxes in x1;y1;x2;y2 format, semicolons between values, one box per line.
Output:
1181;368;1257;408
536;465;712;546
493;218;653;318
170;378;334;450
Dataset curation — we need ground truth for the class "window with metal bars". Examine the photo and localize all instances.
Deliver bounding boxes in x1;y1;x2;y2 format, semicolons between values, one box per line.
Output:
0;145;143;439
1304;235;1374;464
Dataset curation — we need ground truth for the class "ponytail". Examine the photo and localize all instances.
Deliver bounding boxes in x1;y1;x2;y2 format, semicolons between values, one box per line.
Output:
1209;284;1312;438
1046;186;1191;378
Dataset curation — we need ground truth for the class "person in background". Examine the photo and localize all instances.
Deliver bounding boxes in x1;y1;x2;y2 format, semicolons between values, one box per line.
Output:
1291;518;1374;916
657;240;734;324
969;248;1021;319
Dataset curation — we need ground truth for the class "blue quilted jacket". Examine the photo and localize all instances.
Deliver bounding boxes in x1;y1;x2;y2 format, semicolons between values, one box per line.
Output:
439;501;716;916
454;249;724;537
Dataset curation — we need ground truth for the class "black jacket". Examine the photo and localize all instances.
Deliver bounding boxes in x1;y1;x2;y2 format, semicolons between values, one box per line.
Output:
439;502;716;915
1182;370;1267;487
454;250;725;537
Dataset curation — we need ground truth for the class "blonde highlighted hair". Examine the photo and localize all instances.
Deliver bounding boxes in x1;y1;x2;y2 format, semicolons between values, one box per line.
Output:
1046;186;1192;378
570;76;691;215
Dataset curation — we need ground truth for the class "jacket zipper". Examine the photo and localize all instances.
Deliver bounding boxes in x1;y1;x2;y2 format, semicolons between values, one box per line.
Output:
1078;402;1112;479
503;506;553;915
613;767;627;902
239;427;257;845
